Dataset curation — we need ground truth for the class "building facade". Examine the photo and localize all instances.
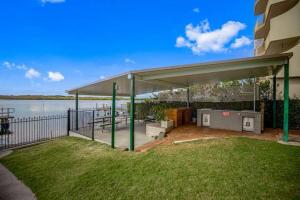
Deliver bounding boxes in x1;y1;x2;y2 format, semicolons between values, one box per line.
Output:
254;0;300;98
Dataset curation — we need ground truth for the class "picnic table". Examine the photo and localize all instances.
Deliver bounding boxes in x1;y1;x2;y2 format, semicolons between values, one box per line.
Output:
89;114;129;132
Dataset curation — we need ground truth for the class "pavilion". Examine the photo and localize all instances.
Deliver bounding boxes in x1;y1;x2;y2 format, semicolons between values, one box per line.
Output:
67;53;293;151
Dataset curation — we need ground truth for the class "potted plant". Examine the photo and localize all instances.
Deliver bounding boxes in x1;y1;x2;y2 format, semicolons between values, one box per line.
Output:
150;105;173;128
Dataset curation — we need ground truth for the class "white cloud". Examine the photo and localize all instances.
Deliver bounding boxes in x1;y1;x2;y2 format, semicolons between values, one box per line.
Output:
41;0;65;4
48;71;64;81
25;68;41;79
2;61;15;69
100;75;106;80
176;36;192;48
16;64;28;70
2;61;28;70
193;8;200;13
175;19;247;54
124;58;136;64
230;36;252;49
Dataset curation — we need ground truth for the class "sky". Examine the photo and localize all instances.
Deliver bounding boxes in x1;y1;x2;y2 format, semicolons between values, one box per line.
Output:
0;0;256;95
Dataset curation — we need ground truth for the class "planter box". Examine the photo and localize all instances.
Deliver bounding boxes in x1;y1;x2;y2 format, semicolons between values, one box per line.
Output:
146;123;166;138
161;120;174;128
146;123;173;139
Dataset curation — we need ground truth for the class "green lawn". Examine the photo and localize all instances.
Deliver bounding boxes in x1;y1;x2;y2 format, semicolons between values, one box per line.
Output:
1;137;300;200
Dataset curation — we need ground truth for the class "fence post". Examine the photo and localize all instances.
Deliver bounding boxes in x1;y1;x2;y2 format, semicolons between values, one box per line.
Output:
75;93;79;130
111;82;116;149
92;110;95;141
67;109;70;136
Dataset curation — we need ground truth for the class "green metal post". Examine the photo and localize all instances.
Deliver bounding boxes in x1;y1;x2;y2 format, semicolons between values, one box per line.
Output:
129;74;135;151
75;92;79;131
283;63;289;142
111;82;116;148
272;75;277;129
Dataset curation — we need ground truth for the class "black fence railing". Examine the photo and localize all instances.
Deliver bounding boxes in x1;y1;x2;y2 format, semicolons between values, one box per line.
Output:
69;108;130;140
0;114;68;151
69;109;95;139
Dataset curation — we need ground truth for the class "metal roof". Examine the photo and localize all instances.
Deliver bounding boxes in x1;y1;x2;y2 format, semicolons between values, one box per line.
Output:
67;53;292;96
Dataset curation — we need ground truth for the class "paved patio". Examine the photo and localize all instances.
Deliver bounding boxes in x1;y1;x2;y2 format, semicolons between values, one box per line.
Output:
70;122;154;149
94;123;154;149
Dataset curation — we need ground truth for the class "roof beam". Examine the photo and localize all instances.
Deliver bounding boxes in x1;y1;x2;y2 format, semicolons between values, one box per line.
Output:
140;59;285;81
135;76;188;88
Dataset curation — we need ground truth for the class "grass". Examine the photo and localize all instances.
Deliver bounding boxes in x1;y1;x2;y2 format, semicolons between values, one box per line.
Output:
1;137;300;200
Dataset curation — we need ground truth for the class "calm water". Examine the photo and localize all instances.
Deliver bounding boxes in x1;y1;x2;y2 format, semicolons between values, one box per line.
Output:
0;100;129;118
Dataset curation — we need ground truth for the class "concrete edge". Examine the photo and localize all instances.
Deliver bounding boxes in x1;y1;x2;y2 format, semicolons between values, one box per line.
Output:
0;137;66;153
277;140;300;146
0;150;13;159
173;136;222;144
0;164;37;200
69;131;128;150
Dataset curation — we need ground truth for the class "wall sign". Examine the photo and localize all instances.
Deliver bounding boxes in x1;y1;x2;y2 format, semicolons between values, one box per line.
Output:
222;112;230;117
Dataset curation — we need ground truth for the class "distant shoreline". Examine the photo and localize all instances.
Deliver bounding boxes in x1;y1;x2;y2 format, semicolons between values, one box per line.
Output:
0;95;129;101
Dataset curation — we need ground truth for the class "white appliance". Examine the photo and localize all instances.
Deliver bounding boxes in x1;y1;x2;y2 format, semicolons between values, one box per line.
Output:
202;114;210;126
243;117;254;131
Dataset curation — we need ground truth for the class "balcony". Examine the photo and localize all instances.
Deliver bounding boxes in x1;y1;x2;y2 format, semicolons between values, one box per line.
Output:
263;2;300;54
254;0;299;40
254;14;265;36
255;0;268;15
265;36;300;55
254;39;265;56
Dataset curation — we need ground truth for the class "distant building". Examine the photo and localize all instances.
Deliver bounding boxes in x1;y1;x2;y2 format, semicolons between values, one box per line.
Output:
254;0;300;98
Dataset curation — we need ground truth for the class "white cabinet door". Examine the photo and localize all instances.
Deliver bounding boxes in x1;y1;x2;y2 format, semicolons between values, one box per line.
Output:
202;114;210;126
243;117;254;131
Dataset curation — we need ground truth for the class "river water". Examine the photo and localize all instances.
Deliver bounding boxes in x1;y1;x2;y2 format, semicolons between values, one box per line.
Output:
0;100;129;118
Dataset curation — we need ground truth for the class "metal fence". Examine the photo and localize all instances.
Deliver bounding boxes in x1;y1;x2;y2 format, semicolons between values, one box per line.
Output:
0;114;68;151
69;109;95;139
69;108;130;140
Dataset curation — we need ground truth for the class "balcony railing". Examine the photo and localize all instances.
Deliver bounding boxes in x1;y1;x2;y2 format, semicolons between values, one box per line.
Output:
254;39;264;49
256;14;265;27
254;39;265;56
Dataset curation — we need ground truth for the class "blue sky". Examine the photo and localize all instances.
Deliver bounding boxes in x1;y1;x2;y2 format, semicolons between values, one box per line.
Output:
0;0;255;95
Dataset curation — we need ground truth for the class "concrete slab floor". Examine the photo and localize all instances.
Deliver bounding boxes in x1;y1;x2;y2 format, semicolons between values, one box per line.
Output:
94;123;154;149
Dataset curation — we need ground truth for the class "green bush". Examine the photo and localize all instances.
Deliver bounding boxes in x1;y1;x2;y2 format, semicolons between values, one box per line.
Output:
134;101;186;121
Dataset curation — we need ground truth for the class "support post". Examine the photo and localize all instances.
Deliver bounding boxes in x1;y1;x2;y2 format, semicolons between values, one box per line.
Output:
111;82;116;148
129;74;135;151
283;63;289;142
186;87;190;108
75;92;79;131
272;75;277;129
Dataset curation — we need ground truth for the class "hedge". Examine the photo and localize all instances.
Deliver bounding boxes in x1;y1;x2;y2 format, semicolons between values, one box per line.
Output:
134;100;300;129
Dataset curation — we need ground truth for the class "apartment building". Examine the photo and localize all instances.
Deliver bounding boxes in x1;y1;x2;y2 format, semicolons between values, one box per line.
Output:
254;0;300;98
